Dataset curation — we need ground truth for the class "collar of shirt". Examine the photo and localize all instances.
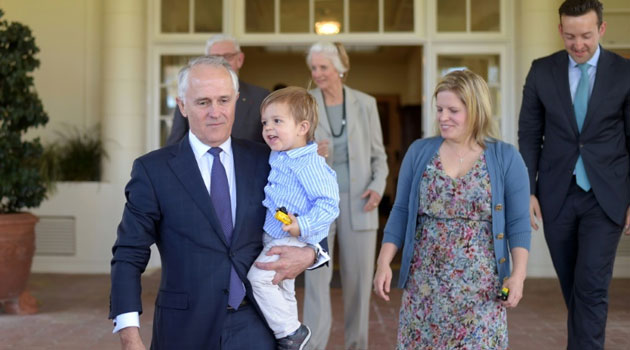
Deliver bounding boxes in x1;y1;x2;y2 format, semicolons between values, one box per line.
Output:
274;142;318;160
188;131;233;162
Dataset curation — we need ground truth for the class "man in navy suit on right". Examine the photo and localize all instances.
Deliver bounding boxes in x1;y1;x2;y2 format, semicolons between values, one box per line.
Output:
518;0;630;348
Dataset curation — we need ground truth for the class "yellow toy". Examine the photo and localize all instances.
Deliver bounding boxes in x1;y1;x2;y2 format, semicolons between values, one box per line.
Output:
274;207;292;225
498;287;509;301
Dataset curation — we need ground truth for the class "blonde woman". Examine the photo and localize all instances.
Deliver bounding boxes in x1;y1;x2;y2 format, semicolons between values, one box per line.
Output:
373;70;531;349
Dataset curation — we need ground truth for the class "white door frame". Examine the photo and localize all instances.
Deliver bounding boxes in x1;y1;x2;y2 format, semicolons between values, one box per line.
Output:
424;42;515;144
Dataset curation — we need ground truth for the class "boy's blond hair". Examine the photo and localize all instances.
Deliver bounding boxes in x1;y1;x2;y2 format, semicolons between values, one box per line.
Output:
260;86;319;142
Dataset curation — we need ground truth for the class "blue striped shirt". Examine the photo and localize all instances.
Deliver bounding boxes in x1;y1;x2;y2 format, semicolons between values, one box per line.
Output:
262;142;340;245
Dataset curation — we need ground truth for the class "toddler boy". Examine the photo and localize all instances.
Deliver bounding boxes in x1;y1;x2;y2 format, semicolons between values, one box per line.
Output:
247;87;339;350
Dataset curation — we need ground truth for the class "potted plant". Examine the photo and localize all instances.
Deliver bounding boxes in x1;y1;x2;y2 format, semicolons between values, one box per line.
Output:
40;124;107;186
0;9;49;315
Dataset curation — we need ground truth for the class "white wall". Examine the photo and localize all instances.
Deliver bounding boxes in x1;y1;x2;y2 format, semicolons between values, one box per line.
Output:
0;0;103;143
30;183;123;273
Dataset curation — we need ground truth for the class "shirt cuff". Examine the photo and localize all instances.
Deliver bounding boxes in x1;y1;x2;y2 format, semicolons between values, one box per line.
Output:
113;312;140;334
306;243;330;270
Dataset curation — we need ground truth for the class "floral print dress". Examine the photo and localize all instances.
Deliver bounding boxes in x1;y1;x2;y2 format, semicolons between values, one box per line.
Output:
397;152;507;350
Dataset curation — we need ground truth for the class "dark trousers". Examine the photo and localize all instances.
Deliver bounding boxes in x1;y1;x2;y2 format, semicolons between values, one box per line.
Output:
543;178;623;350
220;301;276;350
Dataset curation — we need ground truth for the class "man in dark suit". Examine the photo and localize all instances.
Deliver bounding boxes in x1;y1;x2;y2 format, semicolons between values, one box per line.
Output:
518;1;630;348
166;34;268;146
110;57;324;350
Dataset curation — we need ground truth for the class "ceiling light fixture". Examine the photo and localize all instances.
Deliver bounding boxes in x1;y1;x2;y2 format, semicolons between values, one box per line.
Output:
315;21;340;35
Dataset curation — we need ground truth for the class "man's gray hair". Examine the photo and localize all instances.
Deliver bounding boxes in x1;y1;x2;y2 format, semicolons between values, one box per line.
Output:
177;56;240;100
205;34;241;55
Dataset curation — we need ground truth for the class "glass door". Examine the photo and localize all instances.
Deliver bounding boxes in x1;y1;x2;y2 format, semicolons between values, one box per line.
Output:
425;44;514;143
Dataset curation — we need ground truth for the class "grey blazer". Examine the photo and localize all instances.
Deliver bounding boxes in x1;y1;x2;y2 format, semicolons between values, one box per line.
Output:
311;86;389;231
166;80;269;146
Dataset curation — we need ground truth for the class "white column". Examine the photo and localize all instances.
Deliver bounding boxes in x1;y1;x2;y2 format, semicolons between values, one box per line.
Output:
515;0;564;103
514;0;563;277
101;0;146;184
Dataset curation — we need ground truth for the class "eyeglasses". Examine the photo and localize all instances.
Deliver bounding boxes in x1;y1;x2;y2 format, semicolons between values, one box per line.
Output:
210;52;240;60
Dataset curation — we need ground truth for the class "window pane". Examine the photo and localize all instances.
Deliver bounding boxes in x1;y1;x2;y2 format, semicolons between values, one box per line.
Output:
160;55;193;116
384;0;414;32
162;0;189;33
315;0;344;34
246;0;275;33
281;0;309;33
437;0;466;32
160;55;196;147
471;0;499;31
194;0;222;32
350;0;378;32
437;55;501;122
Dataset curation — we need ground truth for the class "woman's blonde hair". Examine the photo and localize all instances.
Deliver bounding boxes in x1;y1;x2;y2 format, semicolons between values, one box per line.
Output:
433;69;498;148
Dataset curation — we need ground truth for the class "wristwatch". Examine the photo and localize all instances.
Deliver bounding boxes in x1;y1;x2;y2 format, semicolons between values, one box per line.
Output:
305;243;322;265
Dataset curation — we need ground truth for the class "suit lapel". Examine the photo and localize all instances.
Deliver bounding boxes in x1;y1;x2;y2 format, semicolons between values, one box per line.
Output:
313;88;332;136
582;48;612;132
552;53;579;136
344;86;359;138
168;136;229;247
231;139;256;245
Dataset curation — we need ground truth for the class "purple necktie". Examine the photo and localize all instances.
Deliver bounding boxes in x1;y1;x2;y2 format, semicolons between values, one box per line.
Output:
208;147;245;309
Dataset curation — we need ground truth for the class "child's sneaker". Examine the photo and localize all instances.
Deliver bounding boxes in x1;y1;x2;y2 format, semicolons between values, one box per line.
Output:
277;324;311;350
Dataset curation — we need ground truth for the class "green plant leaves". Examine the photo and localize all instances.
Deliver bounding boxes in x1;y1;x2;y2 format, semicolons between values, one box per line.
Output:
0;9;49;213
41;125;106;182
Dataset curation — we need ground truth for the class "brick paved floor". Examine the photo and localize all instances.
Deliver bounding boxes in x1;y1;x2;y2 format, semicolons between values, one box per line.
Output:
0;272;628;349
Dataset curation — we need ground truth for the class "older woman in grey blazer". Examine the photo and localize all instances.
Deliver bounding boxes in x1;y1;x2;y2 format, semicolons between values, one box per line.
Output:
303;41;388;350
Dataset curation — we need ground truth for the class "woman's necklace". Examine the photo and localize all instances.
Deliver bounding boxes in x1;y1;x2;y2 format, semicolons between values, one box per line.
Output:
322;89;346;138
457;154;465;166
447;143;473;167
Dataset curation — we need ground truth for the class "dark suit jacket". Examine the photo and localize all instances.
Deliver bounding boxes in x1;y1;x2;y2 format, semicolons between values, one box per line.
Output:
109;136;271;349
166;80;269;145
518;48;630;225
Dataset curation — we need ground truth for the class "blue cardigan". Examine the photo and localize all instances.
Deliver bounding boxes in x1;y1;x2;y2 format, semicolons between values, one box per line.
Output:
382;137;531;288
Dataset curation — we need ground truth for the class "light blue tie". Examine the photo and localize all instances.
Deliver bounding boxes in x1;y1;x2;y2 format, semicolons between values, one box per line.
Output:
574;63;591;191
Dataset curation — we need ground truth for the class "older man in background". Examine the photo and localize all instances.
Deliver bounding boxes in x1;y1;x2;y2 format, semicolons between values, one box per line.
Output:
166;34;269;145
